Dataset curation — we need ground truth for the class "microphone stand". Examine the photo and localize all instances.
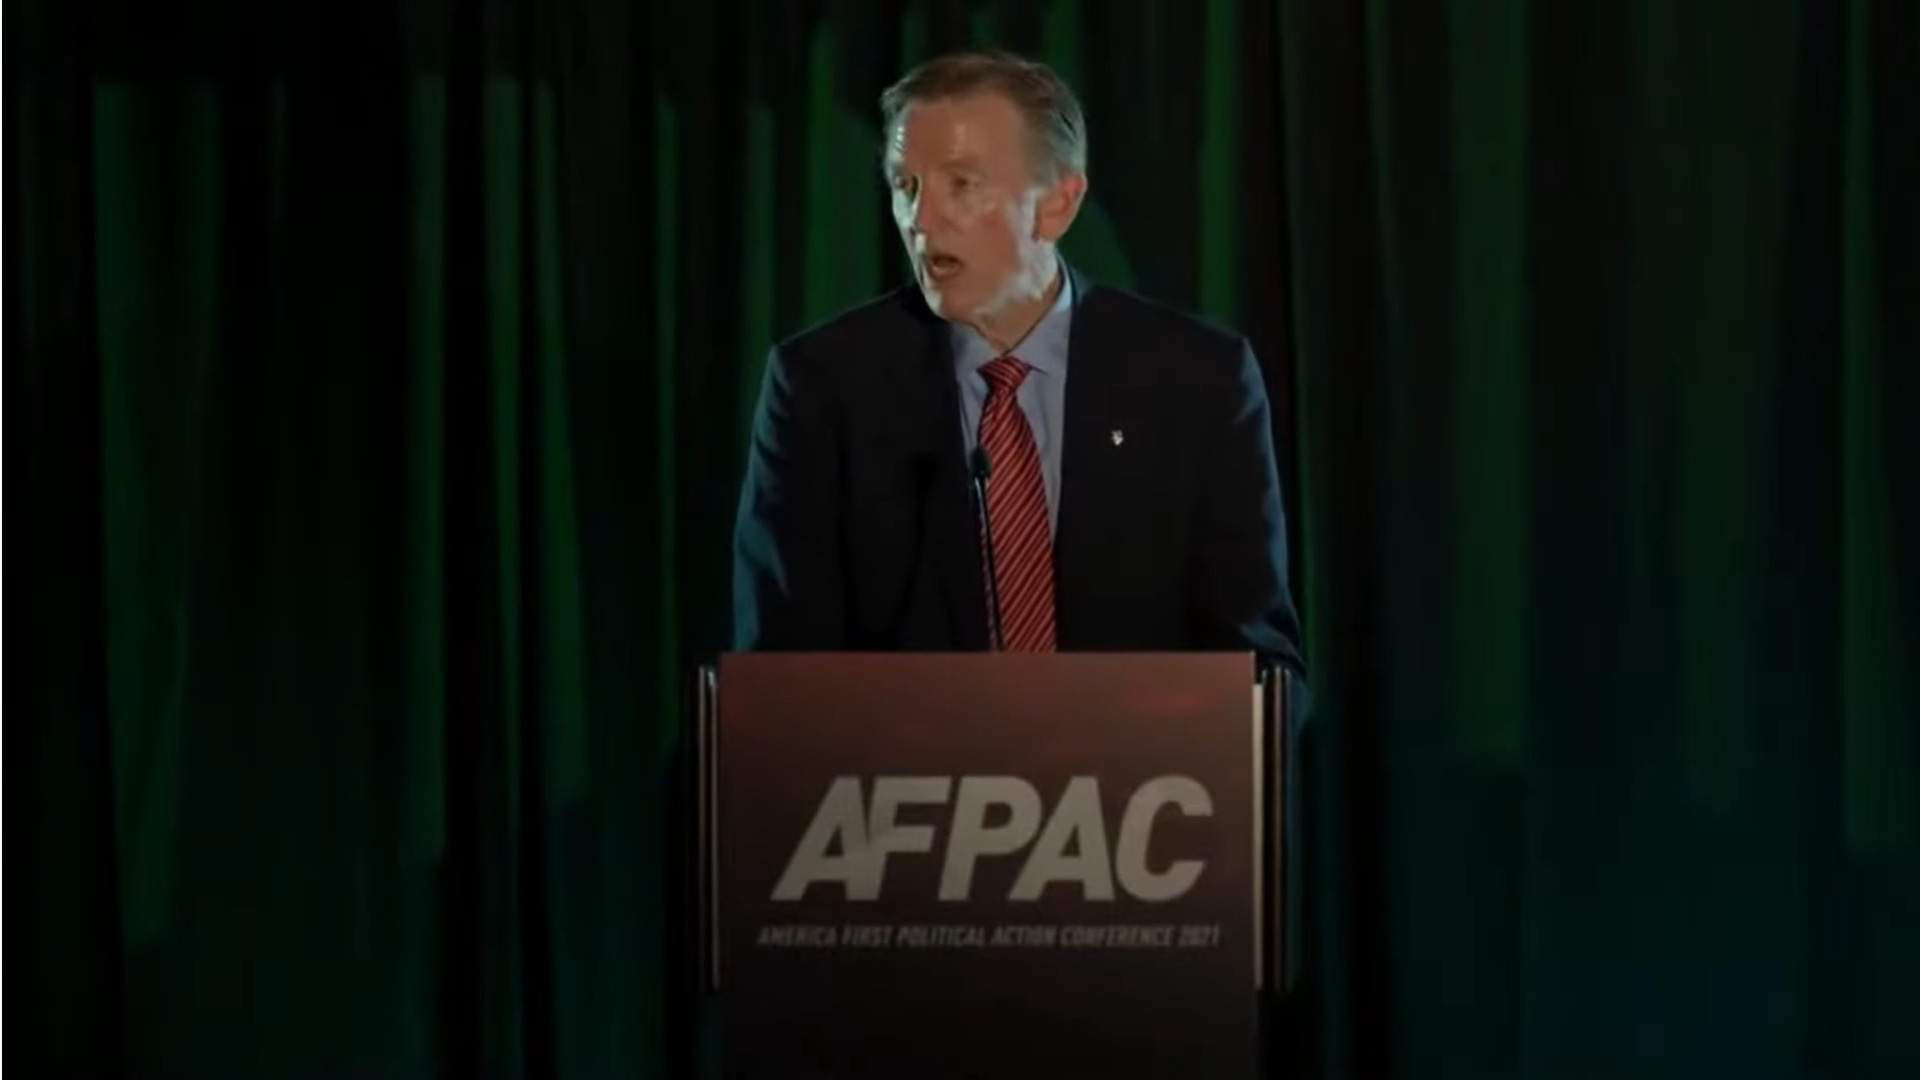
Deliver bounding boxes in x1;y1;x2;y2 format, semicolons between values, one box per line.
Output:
969;445;1006;651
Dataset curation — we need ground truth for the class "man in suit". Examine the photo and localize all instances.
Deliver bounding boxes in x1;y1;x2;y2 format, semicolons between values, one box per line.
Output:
731;50;1305;679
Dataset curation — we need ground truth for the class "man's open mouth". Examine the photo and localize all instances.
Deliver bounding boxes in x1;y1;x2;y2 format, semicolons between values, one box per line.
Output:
925;253;964;280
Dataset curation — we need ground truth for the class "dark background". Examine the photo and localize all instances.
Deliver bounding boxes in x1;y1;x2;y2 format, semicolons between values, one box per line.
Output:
11;0;1918;1076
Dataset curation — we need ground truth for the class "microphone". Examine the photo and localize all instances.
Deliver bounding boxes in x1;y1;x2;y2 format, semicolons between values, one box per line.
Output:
968;445;1005;651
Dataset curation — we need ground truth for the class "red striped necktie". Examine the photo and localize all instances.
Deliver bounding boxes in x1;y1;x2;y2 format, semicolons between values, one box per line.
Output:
977;355;1057;652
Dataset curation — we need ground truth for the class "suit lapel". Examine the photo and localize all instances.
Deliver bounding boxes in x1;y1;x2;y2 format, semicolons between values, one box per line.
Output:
1053;267;1127;649
901;290;993;650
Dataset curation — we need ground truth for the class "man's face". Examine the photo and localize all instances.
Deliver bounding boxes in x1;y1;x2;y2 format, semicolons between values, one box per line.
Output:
886;92;1076;323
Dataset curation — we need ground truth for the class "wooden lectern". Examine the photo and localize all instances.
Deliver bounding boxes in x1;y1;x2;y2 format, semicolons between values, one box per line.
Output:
693;652;1294;1079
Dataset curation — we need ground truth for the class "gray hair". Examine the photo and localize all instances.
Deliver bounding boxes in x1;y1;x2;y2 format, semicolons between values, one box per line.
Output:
879;50;1088;183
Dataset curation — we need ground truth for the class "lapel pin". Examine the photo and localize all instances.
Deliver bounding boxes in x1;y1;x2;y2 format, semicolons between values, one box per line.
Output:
1110;429;1125;446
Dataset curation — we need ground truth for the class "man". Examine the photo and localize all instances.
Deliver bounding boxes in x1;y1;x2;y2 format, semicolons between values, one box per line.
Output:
731;50;1304;678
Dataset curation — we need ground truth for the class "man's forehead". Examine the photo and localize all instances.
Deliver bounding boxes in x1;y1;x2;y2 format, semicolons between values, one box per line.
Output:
887;142;987;170
888;100;1018;166
893;93;1022;137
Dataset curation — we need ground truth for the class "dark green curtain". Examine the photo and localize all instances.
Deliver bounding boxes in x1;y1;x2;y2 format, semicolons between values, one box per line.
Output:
11;0;1916;1077
1286;1;1919;1075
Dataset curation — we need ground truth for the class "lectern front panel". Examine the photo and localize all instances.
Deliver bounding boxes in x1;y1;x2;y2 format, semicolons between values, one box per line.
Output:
706;651;1270;1080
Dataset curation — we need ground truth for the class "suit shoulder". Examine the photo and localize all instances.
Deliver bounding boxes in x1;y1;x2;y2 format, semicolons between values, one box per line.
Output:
1081;284;1248;356
770;286;929;364
1079;284;1255;396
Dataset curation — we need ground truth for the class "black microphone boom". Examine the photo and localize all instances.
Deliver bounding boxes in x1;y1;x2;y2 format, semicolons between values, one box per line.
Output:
968;445;1005;651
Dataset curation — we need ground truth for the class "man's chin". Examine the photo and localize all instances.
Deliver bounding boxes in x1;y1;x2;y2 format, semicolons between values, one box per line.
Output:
918;282;976;322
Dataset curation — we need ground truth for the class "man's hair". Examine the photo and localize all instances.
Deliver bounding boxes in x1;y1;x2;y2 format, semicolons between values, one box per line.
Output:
879;50;1088;183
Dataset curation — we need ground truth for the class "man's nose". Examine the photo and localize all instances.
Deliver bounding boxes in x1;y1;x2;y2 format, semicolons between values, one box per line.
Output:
912;191;943;233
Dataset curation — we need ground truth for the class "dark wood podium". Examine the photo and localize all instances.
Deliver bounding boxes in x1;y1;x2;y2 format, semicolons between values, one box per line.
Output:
693;652;1292;1080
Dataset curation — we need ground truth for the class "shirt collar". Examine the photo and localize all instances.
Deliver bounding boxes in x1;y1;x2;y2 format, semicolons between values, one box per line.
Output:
951;262;1075;377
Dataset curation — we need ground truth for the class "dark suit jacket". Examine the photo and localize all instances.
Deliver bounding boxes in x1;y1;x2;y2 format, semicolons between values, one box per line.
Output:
730;263;1306;678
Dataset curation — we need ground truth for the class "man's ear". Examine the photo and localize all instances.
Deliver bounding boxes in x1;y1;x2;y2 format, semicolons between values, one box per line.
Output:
1034;172;1087;242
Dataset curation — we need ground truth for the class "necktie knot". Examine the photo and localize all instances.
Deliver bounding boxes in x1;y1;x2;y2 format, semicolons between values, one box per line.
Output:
980;355;1031;394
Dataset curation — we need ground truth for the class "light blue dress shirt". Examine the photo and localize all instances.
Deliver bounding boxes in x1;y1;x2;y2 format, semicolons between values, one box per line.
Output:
951;271;1075;537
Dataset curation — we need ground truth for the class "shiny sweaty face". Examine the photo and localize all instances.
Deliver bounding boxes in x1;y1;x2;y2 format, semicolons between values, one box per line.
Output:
886;94;1039;321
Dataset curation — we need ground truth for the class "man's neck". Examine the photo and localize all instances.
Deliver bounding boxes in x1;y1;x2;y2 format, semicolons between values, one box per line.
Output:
967;262;1063;355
